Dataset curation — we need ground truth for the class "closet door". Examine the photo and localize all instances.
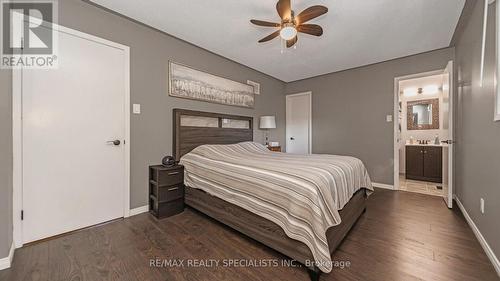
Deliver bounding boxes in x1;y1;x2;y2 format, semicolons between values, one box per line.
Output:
22;27;128;243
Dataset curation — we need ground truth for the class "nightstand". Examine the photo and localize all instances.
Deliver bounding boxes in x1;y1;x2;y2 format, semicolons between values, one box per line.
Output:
149;164;184;219
268;146;281;152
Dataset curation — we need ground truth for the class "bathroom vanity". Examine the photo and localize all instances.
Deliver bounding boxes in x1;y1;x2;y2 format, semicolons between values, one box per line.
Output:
405;144;444;183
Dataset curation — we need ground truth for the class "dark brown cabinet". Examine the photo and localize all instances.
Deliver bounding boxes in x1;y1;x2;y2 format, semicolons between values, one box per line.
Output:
405;146;442;183
149;165;185;219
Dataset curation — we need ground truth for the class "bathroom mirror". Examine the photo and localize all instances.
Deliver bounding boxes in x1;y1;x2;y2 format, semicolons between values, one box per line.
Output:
407;98;439;130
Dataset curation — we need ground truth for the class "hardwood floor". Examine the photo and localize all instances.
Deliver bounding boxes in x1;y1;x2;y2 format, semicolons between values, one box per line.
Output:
1;189;498;281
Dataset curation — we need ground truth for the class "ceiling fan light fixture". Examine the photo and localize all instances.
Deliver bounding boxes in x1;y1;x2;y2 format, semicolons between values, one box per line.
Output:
280;24;297;40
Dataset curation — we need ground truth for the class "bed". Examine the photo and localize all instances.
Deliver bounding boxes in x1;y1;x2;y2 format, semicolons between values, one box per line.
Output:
173;109;373;281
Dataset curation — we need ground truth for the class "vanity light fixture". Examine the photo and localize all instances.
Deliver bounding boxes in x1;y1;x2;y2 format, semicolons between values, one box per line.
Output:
403;85;441;97
423;85;439;95
403;87;418;97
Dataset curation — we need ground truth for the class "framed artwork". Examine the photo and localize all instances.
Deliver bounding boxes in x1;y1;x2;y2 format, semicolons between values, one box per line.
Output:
495;1;500;121
169;62;255;108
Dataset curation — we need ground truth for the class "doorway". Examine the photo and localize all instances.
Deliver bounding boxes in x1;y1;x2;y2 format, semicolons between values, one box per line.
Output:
13;24;130;246
286;92;312;154
393;61;454;208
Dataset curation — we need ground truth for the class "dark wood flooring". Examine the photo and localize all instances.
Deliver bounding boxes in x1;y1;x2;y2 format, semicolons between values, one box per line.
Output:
1;189;498;281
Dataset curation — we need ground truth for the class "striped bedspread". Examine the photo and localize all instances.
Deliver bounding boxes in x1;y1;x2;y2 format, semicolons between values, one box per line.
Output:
179;142;373;273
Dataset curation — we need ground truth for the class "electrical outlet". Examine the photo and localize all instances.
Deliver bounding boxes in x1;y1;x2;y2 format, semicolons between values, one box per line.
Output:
386;115;393;122
480;198;485;214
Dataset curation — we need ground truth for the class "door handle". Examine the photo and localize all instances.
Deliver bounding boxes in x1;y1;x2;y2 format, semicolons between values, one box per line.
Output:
107;140;121;146
290;137;295;140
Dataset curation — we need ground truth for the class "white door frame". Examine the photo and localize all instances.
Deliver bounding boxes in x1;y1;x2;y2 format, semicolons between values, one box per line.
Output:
393;69;447;192
286;91;312;153
12;23;131;248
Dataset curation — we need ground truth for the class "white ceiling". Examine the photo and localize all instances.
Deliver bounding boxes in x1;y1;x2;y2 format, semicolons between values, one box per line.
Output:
90;0;465;82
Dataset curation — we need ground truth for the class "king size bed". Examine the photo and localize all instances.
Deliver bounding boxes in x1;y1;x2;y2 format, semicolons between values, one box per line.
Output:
173;109;373;281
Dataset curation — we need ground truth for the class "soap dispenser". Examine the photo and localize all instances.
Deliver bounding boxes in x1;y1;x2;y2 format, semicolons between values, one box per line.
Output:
434;134;440;145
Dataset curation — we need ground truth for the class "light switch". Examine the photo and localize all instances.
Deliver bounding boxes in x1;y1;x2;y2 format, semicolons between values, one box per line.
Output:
386;115;393;122
133;104;141;114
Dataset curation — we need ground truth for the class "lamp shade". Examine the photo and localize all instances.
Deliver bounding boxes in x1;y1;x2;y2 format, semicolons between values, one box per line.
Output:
259;116;276;129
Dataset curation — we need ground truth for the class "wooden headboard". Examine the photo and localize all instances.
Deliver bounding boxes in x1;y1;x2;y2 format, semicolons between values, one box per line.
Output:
173;109;254;161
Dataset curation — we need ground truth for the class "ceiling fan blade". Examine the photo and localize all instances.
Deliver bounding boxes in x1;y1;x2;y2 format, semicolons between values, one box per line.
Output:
286;36;298;48
250;19;281;27
297;24;323;36
258;30;281;43
276;0;292;20
296;5;328;24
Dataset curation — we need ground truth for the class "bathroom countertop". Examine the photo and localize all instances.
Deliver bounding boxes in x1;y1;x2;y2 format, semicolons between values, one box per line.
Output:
405;143;449;147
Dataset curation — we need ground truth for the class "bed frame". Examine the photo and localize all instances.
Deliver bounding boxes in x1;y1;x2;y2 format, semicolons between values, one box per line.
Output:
173;109;367;281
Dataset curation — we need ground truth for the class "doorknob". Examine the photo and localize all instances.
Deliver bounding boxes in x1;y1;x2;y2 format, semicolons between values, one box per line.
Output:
107;140;121;146
290;137;295;140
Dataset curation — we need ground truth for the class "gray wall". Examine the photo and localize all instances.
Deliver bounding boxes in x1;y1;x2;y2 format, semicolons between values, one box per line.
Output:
57;0;286;209
454;0;500;259
285;48;454;184
0;70;12;258
0;0;286;257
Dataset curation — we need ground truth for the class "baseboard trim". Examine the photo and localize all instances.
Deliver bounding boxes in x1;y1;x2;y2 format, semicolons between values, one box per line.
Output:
0;241;15;270
372;182;394;190
454;195;500;276
129;205;149;217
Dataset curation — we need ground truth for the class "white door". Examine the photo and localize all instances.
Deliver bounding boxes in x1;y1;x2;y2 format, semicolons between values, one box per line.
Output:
22;28;128;243
286;92;312;154
442;61;454;208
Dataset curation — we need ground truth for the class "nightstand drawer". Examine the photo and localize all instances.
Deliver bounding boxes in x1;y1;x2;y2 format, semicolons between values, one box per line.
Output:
154;169;184;186
150;197;184;219
154;184;184;202
268;146;281;152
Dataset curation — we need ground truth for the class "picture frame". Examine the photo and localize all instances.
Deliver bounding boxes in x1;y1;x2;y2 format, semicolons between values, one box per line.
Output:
247;80;261;95
495;1;500;121
407;98;440;130
169;61;255;108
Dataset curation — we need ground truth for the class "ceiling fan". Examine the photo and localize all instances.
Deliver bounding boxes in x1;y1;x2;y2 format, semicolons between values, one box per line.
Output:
250;0;328;48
